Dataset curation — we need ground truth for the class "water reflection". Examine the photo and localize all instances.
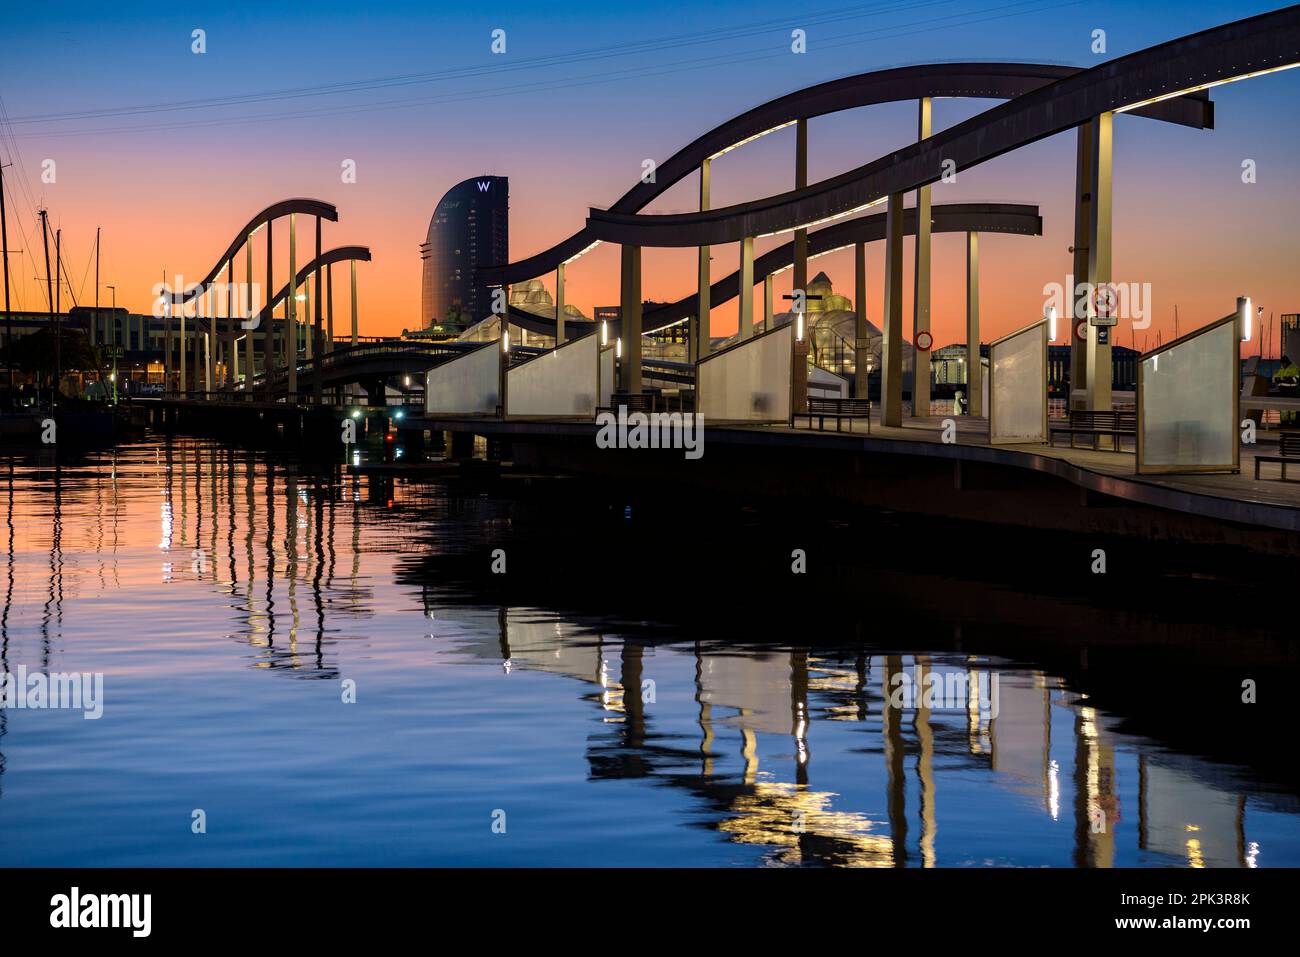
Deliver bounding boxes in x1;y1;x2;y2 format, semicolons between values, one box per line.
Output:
0;437;1295;866
416;598;1280;868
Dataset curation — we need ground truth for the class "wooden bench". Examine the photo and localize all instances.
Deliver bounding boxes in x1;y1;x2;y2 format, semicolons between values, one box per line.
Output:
1254;433;1300;480
606;392;653;414
1048;410;1136;451
795;397;872;433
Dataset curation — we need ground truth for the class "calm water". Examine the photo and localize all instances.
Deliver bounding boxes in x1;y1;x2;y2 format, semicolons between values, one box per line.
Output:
0;435;1297;867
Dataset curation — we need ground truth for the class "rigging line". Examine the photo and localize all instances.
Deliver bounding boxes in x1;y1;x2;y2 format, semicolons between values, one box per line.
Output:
11;212;46;313
6;0;965;124
75;229;96;305
53;226;81;310
0;100;41;215
0;107;44;287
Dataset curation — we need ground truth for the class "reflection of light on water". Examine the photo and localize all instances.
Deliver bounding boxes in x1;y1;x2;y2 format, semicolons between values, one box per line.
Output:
718;780;894;867
1081;706;1105;832
808;662;863;721
159;502;173;550
1185;837;1205;868
795;702;808;766
1048;759;1060;821
1246;841;1260;868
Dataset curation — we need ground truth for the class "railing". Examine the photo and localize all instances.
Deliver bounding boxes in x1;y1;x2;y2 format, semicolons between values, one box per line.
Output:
244;339;477;389
600;389;696;414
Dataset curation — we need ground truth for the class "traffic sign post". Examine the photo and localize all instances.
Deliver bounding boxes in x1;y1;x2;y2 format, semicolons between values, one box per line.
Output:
1090;284;1118;327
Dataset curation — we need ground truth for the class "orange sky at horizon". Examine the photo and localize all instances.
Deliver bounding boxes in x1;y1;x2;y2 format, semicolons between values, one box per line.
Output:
5;81;1297;357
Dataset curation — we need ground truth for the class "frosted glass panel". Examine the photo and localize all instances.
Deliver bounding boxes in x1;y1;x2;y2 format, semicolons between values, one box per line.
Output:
989;322;1046;444
1139;321;1236;471
599;346;615;407
698;326;792;423
506;333;599;417
425;342;499;415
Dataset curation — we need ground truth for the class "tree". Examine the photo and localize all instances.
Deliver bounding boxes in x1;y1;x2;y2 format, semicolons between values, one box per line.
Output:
2;327;101;384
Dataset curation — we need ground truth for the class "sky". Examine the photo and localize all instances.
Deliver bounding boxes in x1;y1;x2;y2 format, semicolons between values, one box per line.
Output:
1;0;1298;352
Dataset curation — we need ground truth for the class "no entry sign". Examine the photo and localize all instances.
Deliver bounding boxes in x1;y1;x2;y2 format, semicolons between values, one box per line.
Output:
915;330;934;351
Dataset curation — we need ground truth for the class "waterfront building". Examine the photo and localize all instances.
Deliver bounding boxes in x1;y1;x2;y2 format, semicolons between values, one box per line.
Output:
419;176;509;333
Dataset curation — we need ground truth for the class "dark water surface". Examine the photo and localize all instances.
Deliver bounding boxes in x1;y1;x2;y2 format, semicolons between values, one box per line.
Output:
0;436;1297;867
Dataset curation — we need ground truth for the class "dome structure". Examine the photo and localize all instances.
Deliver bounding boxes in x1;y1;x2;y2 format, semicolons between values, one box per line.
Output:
719;272;913;384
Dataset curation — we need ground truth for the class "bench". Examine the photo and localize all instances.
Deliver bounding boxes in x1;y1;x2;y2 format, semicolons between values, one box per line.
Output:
1254;433;1300;480
795;397;872;433
1048;410;1136;451
606;392;653;414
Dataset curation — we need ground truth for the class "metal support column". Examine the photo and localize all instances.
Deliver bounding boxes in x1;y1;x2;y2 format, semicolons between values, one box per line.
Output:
880;192;905;427
966;232;982;417
696;159;711;360
287;213;298;400
555;261;566;345
620;245;642;394
1070;120;1093;410
913;96;933;418
793;118;809;300
854;241;868;399
738;236;754;339
1085;111;1114;414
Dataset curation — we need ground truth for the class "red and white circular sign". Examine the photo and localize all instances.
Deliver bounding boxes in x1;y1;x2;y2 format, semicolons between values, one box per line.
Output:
1093;284;1116;318
915;330;934;351
1075;319;1088;341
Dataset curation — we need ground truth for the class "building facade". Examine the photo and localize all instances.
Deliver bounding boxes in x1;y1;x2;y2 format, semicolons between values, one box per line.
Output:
419;176;508;332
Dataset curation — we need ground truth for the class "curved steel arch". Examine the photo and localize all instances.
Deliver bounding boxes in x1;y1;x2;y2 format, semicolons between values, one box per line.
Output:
184;245;370;335
168;198;339;304
251;245;371;331
479;62;1209;285
588;8;1298;247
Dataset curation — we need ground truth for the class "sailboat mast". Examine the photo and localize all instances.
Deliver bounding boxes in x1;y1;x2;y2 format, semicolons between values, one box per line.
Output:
54;226;62;399
0;160;11;394
93;226;99;349
39;209;51;403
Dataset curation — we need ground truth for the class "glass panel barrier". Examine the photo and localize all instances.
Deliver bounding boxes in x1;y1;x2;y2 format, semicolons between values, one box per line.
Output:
425;341;500;415
1138;316;1238;474
988;320;1047;445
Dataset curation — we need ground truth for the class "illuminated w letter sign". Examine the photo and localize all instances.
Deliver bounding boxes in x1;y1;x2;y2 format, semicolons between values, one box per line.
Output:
477;181;492;192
